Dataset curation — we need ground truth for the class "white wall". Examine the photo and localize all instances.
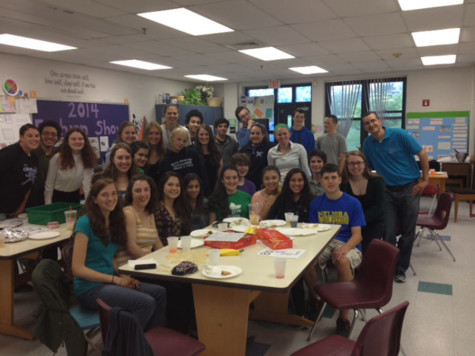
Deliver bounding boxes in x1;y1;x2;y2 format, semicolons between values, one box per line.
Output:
0;52;192;123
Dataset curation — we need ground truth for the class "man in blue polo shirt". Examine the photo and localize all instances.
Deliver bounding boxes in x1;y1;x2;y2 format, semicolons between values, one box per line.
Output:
362;112;429;283
306;163;365;338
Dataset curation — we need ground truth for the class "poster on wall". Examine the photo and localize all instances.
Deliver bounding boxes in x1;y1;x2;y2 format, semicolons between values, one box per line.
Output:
405;111;469;160
240;95;275;131
32;100;129;163
0;114;32;148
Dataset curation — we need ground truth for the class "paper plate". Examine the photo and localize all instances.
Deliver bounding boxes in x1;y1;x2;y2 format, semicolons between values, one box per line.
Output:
277;228;315;236
202;265;242;279
190;229;214;238
223;217;250;225
259;219;286;228
29;231;60;240
177;238;205;249
228;225;249;233
301;223;333;232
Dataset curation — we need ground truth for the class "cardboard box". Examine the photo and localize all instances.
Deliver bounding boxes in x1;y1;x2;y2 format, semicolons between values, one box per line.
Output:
256;228;293;250
204;233;257;250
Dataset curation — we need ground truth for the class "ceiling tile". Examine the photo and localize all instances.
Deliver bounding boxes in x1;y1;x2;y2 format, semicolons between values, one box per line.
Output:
243;26;310;46
323;0;398;17
402;6;465;32
344;13;407;36
291;19;357;41
364;34;414;50
319;38;371;54
249;0;336;23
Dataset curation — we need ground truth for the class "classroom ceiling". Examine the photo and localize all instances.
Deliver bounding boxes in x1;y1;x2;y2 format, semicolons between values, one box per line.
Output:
0;0;474;84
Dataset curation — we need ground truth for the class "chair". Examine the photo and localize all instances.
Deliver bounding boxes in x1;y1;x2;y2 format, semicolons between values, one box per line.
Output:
293;301;409;356
307;239;399;341
449;187;475;222
419;183;439;215
32;259;100;356
415;192;456;261
97;298;205;356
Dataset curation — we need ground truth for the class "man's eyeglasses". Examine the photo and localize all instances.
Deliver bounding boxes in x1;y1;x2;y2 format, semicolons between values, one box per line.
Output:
347;162;365;167
42;132;58;137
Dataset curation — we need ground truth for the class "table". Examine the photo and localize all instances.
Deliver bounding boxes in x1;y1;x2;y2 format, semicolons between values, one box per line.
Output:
428;171;448;194
442;162;473;189
0;224;71;340
119;225;339;356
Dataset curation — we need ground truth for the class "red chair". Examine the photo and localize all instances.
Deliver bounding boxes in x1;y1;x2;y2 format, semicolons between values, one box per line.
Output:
419;183;439;215
415;192;455;261
97;298;205;356
293;301;409;356
307;239;399;341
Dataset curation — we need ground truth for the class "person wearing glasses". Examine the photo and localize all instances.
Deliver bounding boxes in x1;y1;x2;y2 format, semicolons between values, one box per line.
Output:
340;151;385;254
27;120;61;207
234;106;254;148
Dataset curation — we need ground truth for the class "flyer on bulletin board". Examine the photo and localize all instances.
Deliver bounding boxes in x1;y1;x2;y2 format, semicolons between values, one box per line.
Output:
406;111;469;160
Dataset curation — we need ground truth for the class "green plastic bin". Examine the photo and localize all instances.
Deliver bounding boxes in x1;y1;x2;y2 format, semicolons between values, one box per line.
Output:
26;203;83;225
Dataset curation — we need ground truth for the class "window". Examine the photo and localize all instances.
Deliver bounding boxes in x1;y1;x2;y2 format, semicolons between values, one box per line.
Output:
325;78;406;151
245;83;313;141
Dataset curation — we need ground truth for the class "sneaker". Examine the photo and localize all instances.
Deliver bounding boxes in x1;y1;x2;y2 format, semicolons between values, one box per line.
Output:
336;317;351;338
394;271;406;283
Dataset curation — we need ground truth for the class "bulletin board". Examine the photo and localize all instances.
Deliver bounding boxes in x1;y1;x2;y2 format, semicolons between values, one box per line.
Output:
32;100;129;162
241;95;275;131
406;111;470;160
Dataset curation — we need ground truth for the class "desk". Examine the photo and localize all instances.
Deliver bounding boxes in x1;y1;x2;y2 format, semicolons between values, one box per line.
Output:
442;162;473;188
428;172;448;194
119;225;339;356
0;225;71;340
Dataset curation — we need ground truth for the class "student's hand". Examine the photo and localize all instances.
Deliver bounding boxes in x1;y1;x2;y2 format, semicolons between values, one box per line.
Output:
248;118;254;128
412;179;428;195
332;245;350;262
116;275;140;289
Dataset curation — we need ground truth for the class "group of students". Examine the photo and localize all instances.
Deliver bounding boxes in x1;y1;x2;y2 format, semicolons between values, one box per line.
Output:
0;104;415;340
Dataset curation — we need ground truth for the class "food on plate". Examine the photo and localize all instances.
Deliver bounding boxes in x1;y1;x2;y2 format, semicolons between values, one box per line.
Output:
303;223;319;229
221;270;232;276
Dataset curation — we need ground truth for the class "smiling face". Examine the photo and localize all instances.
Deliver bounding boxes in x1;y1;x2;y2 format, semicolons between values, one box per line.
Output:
188;117;202;136
250;126;264;146
222;169;239;194
165;106;179;126
289;172;305;196
93;183;118;214
132;180;151;208
121;126;137;145
236;163;249;178
197;127;210;146
263;170;280;193
186;179;201;200
275;127;290;147
163;176;181;200
20;128;40;154
321;171;342;195
346;154;366;178
134;148;149;168
40;126;59;150
293;111;306;128
113;148;132;173
362;113;384;138
237;108;251;127
171;132;188;152
147;127;161;145
310;156;325;175
68;132;85;153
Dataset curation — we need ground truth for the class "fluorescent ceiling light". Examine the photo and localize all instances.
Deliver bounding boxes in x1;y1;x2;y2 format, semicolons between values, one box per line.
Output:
421;55;456;66
239;47;295;61
412;28;460;47
289;65;328;74
138;8;233;36
0;33;76;52
185;74;227;81
110;60;171;70
399;0;463;11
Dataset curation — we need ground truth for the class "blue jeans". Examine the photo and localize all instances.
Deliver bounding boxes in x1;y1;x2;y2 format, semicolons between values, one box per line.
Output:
77;282;166;331
384;182;420;273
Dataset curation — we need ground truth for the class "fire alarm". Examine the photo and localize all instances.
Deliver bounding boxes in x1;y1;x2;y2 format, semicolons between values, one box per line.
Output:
422;99;430;107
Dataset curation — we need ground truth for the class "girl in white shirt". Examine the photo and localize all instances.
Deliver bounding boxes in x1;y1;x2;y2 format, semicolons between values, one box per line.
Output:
44;128;97;204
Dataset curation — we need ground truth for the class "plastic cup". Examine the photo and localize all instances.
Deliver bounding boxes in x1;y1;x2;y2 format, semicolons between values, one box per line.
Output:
0;231;5;248
274;257;286;278
284;212;294;222
167;236;179;253
64;210;77;231
181;235;192;252
208;249;221;266
249;203;261;225
290;215;299;228
217;222;228;232
430;169;436;176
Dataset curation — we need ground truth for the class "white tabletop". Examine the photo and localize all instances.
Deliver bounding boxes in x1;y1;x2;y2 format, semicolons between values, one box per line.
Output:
0;223;72;259
119;225;340;293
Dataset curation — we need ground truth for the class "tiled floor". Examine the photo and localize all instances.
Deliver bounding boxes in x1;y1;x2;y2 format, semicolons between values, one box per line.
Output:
1;197;474;355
